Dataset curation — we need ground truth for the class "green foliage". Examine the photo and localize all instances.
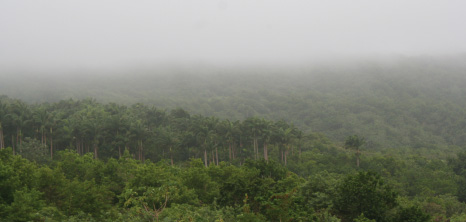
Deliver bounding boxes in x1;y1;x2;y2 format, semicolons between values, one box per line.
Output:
344;135;365;151
1;141;466;221
344;135;365;167
334;171;397;222
160;204;237;222
0;149;20;209
299;171;340;211
449;151;466;203
243;159;287;181
18;137;50;164
395;206;430;222
61;178;113;216
182;160;220;204
4;58;466;150
313;209;341;222
353;214;376;222
1;83;466;221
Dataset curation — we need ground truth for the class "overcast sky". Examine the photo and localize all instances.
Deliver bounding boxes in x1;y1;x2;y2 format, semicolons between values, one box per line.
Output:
1;0;465;69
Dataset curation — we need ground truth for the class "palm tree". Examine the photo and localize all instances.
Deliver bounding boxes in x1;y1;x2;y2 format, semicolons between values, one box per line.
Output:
244;117;262;160
80;105;106;159
345;135;366;168
194;123;209;167
222;119;237;162
295;130;303;159
204;117;220;166
261;119;274;162
157;127;180;165
33;107;50;146
104;103;130;158
129;119;147;161
208;128;220;166
69;113;86;155
276;125;294;165
7;101;32;154
47;110;63;159
192;117;218;167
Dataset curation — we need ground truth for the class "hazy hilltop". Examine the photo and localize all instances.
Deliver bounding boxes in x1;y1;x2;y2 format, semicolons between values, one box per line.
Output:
1;56;466;149
1;0;465;150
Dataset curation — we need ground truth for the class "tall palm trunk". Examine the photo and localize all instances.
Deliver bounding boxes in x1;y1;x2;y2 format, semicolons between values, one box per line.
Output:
141;140;143;161
94;140;98;159
252;132;257;160
263;142;268;162
216;146;219;165
41;128;44;145
232;144;235;159
212;150;214;165
50;127;53;159
280;145;284;163
17;128;23;154
12;135;15;155
284;150;287;166
0;129;4;149
16;128;19;150
204;149;208;167
138;140;143;161
19;129;22;147
170;145;173;166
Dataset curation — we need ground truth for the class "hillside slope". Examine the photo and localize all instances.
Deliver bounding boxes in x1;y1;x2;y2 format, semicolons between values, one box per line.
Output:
1;56;466;148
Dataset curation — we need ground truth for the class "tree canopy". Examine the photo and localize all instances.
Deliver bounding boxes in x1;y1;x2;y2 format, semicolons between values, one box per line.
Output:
0;97;463;221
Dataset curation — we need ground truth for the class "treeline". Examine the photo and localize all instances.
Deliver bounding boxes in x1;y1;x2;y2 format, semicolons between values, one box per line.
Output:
2;57;466;149
0;96;311;166
2;97;466;221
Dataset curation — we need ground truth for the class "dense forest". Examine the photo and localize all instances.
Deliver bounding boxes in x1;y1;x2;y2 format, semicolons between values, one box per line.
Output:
1;57;466;221
2;0;466;220
1;95;466;221
2;57;466;149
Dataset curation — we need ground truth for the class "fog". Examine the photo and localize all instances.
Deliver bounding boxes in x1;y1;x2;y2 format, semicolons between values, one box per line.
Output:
1;0;466;70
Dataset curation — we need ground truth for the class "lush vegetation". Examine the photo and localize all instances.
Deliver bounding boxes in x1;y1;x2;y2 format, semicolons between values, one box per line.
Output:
1;56;466;221
2;57;466;150
0;96;311;165
2;143;463;222
1;96;466;221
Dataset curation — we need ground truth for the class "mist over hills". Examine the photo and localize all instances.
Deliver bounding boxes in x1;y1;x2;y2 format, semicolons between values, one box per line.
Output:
1;56;466;149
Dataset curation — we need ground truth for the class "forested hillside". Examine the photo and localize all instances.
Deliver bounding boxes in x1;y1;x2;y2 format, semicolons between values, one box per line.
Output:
2;57;466;149
2;0;466;220
0;96;310;164
1;97;466;221
2;57;466;221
